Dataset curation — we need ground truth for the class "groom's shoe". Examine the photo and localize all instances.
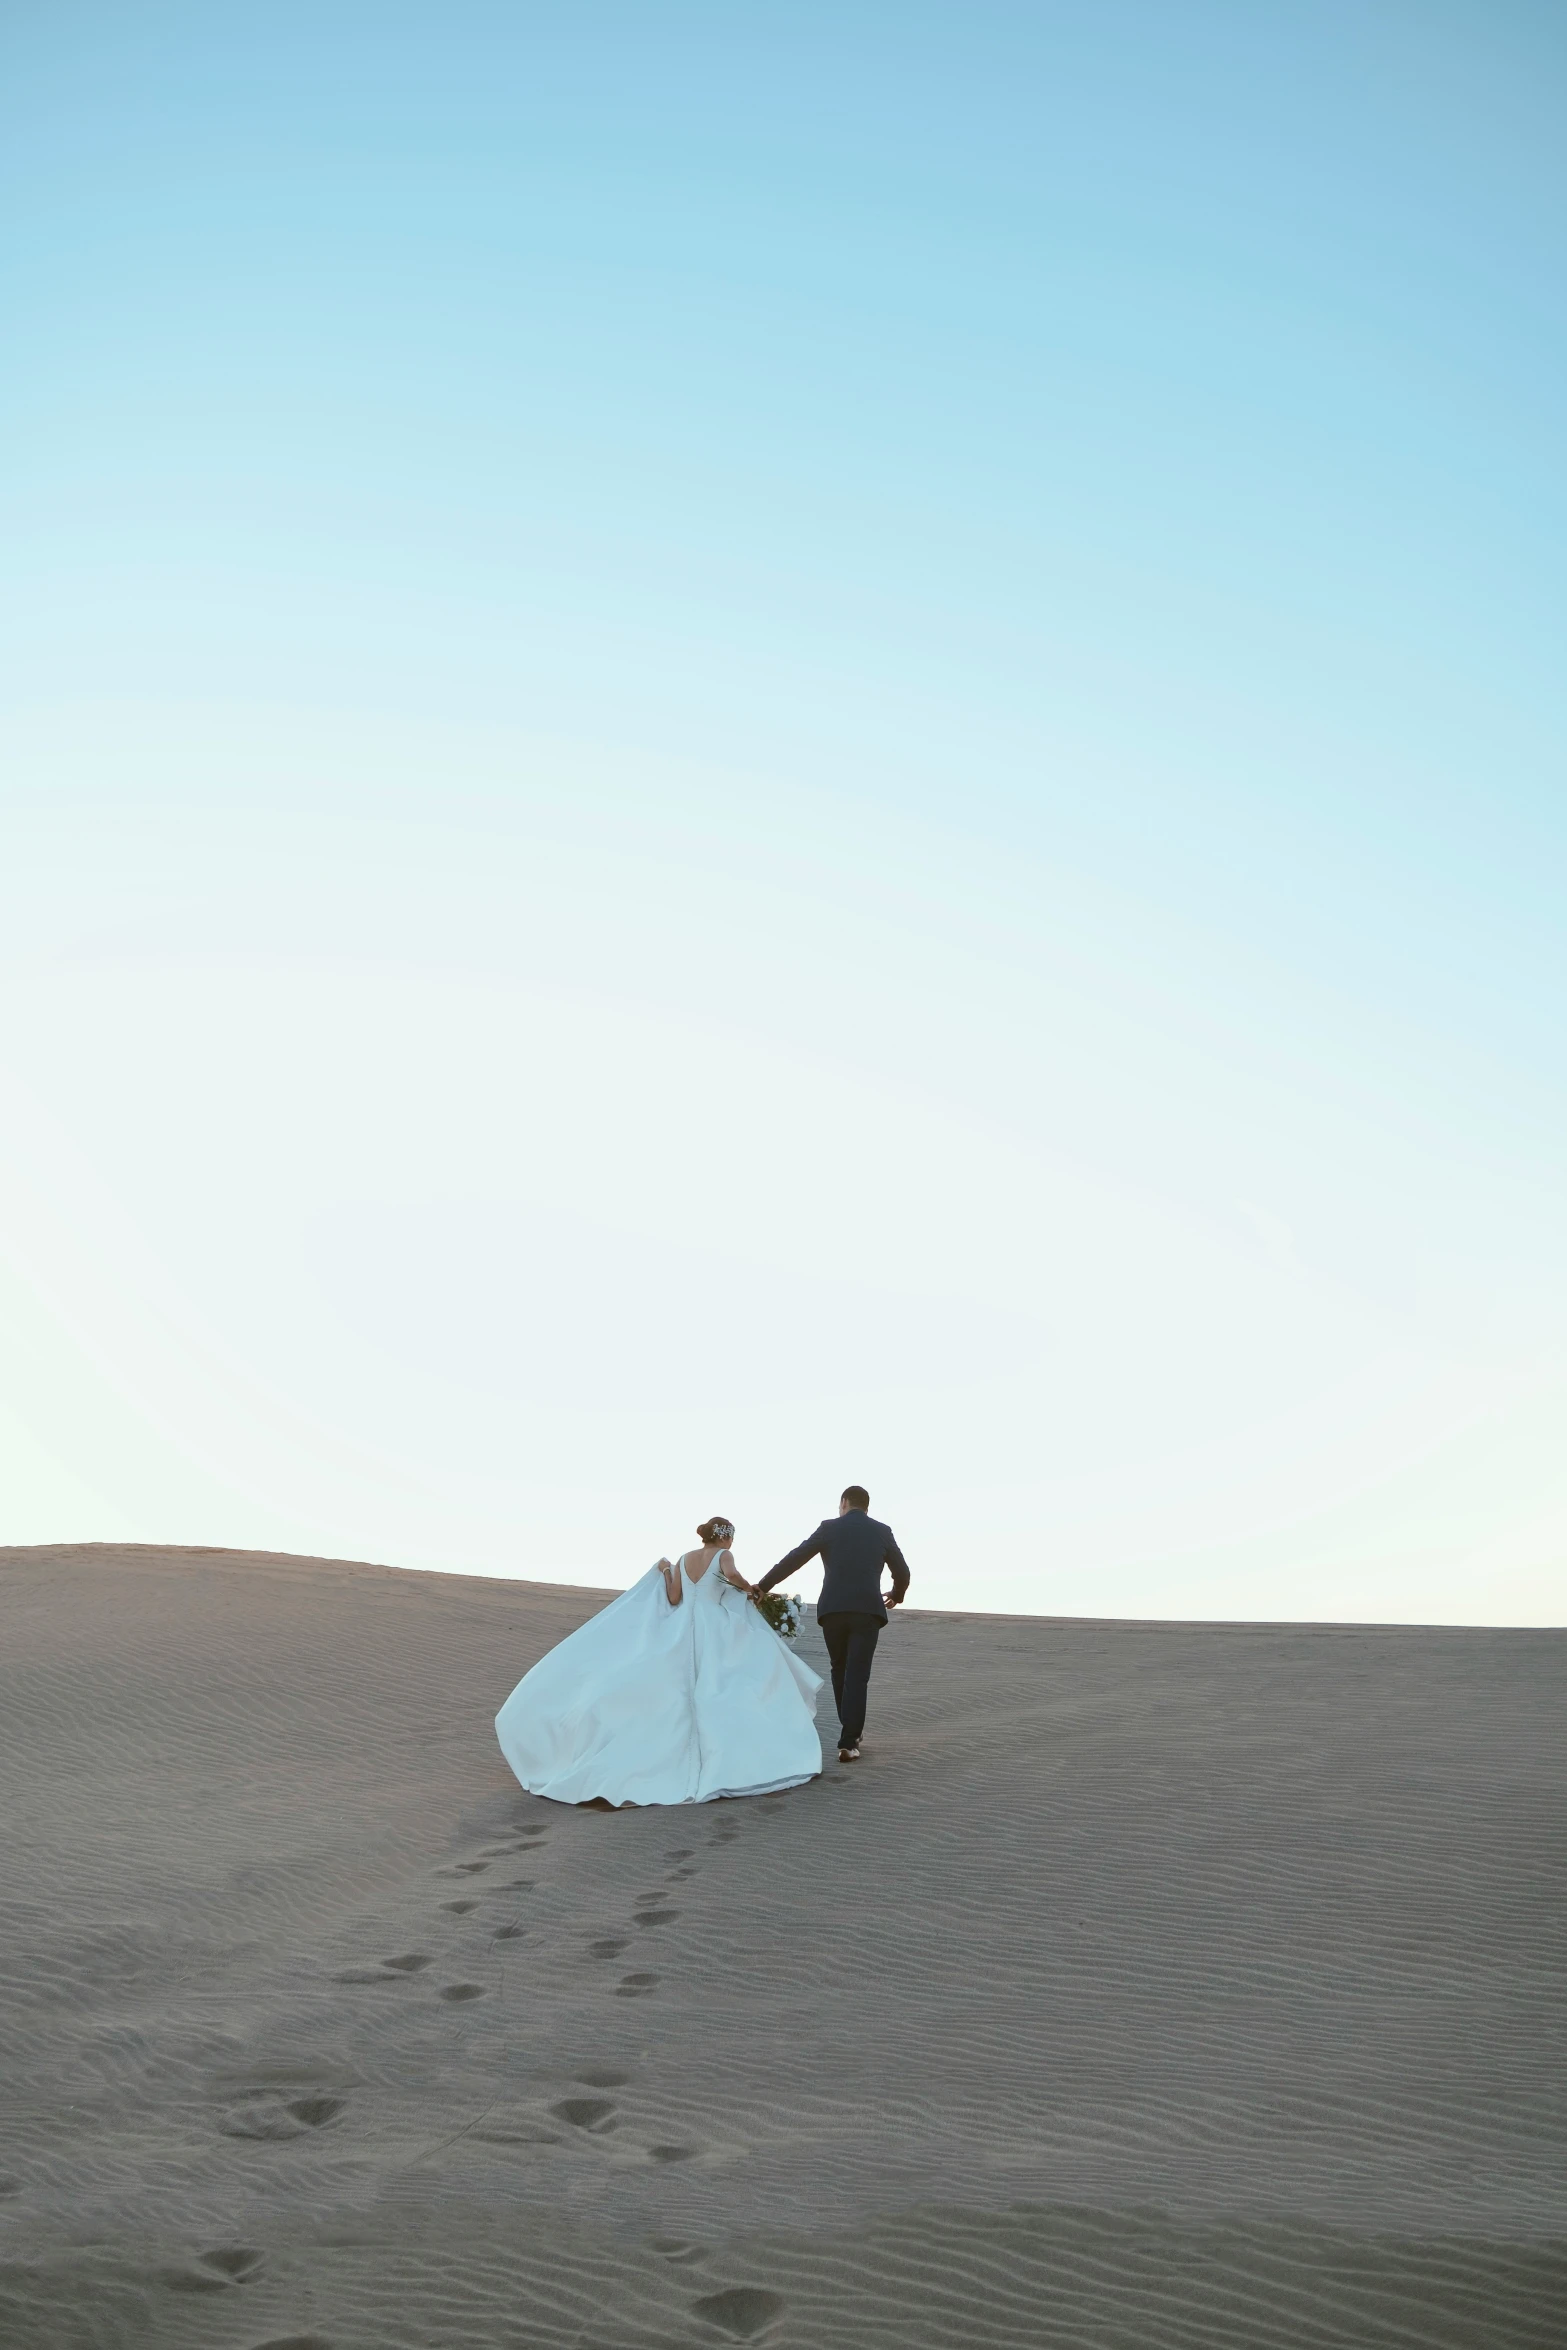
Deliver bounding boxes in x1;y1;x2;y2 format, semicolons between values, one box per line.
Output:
838;1745;861;1763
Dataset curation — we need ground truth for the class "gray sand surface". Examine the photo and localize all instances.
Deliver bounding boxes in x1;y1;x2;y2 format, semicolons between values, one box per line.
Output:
1;1543;1562;2348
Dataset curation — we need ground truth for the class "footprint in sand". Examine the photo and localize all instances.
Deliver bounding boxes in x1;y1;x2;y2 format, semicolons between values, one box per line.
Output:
0;2178;19;2199
161;2265;233;2294
287;2095;345;2127
442;1899;480;1914
691;2286;788;2339
616;1972;660;1997
634;1906;680;1926
200;2247;264;2282
550;2096;618;2131
165;2246;264;2290
332;1951;432;1985
438;1982;486;2002
220;2092;345;2142
574;2066;631;2087
664;1847;695;1861
246;2336;333;2350
649;2144;698;2163
438;1861;491;1877
494;1923;526;1941
589;1936;630;1957
650;2238;708;2266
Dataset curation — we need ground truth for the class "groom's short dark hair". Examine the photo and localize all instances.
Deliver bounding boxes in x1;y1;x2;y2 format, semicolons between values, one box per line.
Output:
841;1484;870;1510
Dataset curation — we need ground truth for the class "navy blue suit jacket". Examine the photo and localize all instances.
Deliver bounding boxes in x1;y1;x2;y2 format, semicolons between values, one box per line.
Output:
756;1509;910;1625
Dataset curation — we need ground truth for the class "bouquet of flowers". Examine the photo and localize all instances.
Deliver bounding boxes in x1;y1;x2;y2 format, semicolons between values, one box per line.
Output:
749;1588;802;1640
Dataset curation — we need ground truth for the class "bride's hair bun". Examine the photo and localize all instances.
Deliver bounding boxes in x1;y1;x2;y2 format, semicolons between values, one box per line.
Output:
697;1516;735;1545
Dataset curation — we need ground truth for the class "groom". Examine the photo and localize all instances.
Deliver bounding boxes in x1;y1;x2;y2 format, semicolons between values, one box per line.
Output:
753;1486;910;1764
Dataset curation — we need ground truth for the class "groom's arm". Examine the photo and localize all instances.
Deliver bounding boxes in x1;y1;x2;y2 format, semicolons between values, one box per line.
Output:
753;1524;826;1596
883;1531;911;1606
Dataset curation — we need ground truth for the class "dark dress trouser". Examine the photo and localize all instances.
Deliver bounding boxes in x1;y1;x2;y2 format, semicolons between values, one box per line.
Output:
818;1611;882;1748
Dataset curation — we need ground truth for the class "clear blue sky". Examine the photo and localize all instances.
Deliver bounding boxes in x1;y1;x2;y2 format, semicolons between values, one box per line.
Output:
2;3;1563;1617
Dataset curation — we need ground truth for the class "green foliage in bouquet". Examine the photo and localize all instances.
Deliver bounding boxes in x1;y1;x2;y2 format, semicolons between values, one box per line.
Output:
750;1589;802;1640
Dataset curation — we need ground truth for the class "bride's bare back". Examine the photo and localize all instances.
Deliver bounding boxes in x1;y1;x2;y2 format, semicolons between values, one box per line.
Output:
660;1543;752;1607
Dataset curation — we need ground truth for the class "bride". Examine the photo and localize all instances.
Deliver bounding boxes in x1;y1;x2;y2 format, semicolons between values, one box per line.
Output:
494;1517;823;1806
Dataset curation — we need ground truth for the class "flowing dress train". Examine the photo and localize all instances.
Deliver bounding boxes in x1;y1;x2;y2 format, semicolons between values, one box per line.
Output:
494;1553;821;1806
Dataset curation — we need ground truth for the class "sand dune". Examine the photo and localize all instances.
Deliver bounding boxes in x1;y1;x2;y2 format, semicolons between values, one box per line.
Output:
1;1543;1561;2348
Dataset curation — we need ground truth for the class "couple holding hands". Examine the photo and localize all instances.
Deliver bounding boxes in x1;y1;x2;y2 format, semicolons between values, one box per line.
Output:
495;1488;910;1807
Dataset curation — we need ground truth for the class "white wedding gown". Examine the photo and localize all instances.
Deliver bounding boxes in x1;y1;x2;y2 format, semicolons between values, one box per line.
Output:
494;1554;823;1806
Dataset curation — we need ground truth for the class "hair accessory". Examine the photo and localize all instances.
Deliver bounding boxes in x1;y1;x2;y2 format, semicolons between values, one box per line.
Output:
707;1519;735;1543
